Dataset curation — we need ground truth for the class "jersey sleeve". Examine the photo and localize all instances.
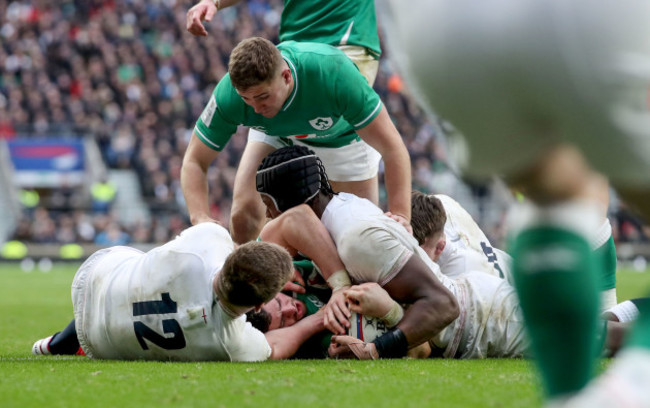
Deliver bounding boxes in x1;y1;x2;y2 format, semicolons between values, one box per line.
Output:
225;316;273;362
193;78;241;152
333;57;383;130
335;224;412;286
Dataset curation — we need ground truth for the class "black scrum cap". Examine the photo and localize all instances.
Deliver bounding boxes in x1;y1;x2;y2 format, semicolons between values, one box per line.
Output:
256;146;322;213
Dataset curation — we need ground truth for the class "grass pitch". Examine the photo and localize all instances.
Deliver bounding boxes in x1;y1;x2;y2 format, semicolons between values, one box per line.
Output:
1;262;649;408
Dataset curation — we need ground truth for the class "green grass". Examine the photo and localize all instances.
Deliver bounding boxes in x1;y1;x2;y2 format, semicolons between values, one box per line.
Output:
1;263;649;408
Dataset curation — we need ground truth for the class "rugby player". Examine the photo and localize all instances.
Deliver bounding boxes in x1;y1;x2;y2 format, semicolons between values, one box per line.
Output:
31;223;322;361
185;0;384;243
181;36;411;245
378;0;650;404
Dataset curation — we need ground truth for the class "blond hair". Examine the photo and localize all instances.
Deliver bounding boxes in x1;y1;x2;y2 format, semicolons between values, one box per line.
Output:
218;241;293;307
228;37;284;91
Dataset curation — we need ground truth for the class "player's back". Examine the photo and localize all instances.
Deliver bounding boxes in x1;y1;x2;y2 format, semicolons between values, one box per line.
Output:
322;192;456;290
436;194;511;283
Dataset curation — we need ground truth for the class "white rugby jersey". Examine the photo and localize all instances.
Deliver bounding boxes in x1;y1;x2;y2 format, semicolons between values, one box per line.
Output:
321;193;526;358
72;223;271;362
435;194;513;284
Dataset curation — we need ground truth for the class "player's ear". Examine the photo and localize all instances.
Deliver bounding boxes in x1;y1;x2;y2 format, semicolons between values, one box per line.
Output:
434;238;446;259
281;68;292;84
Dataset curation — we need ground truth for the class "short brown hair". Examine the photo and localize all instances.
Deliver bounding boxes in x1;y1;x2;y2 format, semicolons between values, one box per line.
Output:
218;241;293;307
228;37;284;91
245;309;272;332
410;190;447;245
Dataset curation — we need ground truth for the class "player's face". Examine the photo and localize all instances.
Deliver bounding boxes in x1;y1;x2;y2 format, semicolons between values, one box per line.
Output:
260;195;282;219
263;293;307;330
237;69;292;118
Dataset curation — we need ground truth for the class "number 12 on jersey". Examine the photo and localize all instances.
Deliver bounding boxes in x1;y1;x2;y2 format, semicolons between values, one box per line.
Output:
132;293;186;350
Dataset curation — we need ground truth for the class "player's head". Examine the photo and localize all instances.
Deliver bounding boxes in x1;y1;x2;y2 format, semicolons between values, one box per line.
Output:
246;293;307;332
256;145;335;217
410;190;447;260
229;37;291;118
217;241;293;307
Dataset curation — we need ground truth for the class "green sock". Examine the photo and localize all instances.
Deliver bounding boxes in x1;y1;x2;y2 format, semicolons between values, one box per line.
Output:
594;235;617;291
628;297;650;349
511;226;601;398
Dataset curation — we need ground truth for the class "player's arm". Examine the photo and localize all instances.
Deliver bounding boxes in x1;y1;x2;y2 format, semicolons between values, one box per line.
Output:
186;0;242;36
378;254;458;354
260;205;352;333
180;131;220;225
265;312;325;360
230;141;277;244
356;106;413;230
330;254;459;359
260;205;347;279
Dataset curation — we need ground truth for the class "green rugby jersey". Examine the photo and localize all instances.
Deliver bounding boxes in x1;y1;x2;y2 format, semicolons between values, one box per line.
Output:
290;259;333;359
194;41;382;151
279;0;380;58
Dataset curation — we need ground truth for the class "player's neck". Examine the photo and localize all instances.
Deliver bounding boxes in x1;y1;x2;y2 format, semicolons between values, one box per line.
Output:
310;193;331;219
218;299;252;318
213;275;253;318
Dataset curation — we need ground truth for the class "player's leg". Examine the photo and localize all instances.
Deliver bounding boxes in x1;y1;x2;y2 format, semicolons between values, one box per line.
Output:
603;297;650;323
561;185;650;406
508;145;603;399
586;174;617;310
32;319;82;355
556;301;650;408
230;136;278;244
337;45;379;85
329;177;379;205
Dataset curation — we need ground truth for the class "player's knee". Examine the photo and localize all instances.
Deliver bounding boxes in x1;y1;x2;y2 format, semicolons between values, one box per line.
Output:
507;144;595;204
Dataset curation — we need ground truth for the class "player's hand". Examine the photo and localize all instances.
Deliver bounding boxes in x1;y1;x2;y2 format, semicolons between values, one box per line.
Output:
328;335;378;360
281;269;306;294
385;211;413;235
344;283;393;318
323;288;351;335
186;0;218;37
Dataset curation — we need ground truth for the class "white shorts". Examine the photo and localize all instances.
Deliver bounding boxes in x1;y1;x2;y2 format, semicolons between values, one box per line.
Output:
456;273;528;359
248;129;381;182
336;45;379;85
72;246;142;358
381;0;650;188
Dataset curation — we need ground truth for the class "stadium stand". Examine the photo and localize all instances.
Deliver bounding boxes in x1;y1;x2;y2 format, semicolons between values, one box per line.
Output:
0;0;647;260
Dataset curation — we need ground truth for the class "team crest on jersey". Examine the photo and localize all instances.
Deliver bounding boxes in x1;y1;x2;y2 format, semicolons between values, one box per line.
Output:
308;117;333;130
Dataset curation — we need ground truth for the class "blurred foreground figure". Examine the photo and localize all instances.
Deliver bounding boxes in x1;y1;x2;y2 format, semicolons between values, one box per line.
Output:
378;0;650;405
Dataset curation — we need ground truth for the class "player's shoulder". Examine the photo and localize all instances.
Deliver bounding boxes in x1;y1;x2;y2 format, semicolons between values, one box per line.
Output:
151;224;233;270
434;193;460;209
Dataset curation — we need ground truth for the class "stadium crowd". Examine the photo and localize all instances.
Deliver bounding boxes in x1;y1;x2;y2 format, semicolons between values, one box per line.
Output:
1;0;647;247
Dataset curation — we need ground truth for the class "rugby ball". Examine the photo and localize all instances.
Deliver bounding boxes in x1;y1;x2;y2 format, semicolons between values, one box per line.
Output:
347;312;389;342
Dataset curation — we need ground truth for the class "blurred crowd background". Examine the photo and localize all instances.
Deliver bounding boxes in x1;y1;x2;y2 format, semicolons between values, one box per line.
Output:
1;0;648;253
